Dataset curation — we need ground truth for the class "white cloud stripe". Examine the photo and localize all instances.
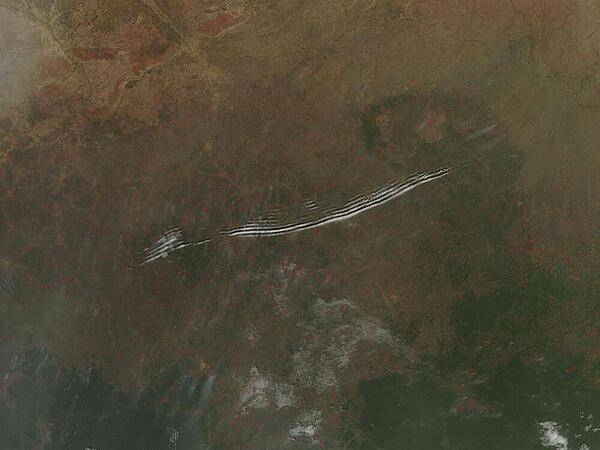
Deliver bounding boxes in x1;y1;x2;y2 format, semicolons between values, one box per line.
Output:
142;235;213;265
144;228;185;259
227;171;432;234
223;167;449;237
141;165;451;265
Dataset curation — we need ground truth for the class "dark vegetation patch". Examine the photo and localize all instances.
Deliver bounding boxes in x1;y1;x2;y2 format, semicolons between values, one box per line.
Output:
347;91;600;449
352;356;599;450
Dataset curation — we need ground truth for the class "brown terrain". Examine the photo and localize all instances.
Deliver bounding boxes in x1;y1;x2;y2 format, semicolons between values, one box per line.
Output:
0;1;599;449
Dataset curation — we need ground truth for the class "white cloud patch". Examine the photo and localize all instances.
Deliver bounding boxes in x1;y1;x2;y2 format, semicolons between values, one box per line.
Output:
539;421;569;450
289;410;322;443
238;367;295;415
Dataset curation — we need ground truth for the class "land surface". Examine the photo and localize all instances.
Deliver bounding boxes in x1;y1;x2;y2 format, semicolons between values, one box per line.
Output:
0;1;599;448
